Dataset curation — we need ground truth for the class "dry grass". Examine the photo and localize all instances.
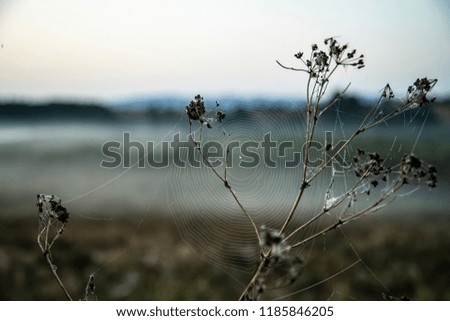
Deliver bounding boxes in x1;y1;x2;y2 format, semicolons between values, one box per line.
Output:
1;212;449;300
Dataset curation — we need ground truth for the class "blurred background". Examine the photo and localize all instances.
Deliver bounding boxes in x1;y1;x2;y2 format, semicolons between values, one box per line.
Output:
0;0;449;300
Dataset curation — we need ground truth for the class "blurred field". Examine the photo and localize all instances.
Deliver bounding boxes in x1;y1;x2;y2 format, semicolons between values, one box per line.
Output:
0;105;449;301
1;211;449;300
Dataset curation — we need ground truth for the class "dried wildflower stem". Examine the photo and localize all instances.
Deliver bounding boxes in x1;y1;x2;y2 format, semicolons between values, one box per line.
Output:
304;92;432;188
280;53;345;234
289;91;407;197
281;77;334;233
238;252;271;300
44;249;73;300
360;79;437;134
240;39;437;300
260;53;343;300
224;145;230;182
185;40;436;300
241;61;341;297
284;169;371;242
37;223;73;301
360;101;414;132
276;60;308;73
291;180;403;249
281;97;406;236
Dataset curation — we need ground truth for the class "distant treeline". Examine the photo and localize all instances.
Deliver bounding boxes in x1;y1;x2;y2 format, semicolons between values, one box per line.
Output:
0;96;447;125
0;102;117;122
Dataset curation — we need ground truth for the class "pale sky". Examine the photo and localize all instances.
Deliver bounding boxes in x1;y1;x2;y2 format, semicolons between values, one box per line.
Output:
0;0;449;101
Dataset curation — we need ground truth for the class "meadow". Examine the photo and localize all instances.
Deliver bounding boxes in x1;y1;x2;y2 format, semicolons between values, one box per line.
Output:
1;212;449;300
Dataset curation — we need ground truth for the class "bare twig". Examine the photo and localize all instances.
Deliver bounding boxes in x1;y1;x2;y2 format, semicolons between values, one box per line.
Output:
276;60;308;72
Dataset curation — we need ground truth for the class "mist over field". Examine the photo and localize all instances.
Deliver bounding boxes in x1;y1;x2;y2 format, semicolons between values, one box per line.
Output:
0;97;448;219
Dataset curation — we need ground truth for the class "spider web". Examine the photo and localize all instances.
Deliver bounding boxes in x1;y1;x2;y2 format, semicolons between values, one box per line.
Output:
167;101;326;274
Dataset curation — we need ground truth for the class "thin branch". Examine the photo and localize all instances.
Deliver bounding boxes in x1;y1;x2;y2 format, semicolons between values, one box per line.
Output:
276;60;309;73
291;180;403;248
44;250;73;300
238;252;270;300
284;169;371;242
280;61;343;234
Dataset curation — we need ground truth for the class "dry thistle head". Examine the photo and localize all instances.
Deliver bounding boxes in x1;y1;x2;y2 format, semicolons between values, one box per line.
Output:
215;110;226;123
352;149;392;195
294;38;365;81
400;154;437;188
185;94;212;128
185;94;206;121
381;83;395;99
37;194;69;228
353;150;437;193
406;77;437;106
185;94;226;129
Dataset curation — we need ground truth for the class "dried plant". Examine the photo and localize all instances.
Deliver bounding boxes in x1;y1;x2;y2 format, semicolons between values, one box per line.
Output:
185;37;438;300
36;194;72;300
36;194;97;300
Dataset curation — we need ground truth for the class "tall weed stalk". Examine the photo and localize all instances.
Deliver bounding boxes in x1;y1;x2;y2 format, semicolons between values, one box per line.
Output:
184;38;437;300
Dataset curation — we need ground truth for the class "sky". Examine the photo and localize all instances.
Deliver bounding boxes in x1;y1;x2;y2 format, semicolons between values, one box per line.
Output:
0;0;449;102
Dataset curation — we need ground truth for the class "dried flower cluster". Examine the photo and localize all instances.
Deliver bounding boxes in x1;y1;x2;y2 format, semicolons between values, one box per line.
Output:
293;37;364;81
356;77;438;137
406;77;437;106
381;84;395;99
353;149;437;195
185;94;210;128
185;94;226;129
215;110;226;123
400;154;437;188
37;194;69;226
353;149;389;193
